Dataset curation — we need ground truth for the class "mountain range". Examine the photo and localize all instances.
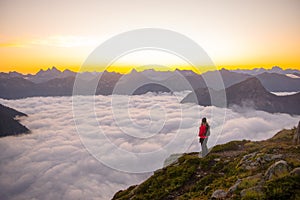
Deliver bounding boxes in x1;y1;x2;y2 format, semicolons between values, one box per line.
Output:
0;104;30;137
232;66;300;76
0;67;299;115
0;66;299;99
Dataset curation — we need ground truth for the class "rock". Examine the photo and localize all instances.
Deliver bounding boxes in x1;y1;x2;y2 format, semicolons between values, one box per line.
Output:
264;160;290;180
242;152;257;161
271;154;283;160
227;179;242;194
256;153;283;165
214;158;221;162
293;121;300;145
204;186;210;193
237;152;257;170
290;167;300;176
211;189;227;199
239;152;285;171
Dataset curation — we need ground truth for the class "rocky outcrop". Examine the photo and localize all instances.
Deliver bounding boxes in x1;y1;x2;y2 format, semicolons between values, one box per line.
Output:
227;179;242;195
264;160;290;180
211;189;227;199
237;152;283;171
290;167;300;176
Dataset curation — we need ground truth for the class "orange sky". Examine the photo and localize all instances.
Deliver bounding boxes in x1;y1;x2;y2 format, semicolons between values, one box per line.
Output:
1;0;299;74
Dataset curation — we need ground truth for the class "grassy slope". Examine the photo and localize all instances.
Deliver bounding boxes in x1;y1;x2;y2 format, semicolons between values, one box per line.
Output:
113;127;300;200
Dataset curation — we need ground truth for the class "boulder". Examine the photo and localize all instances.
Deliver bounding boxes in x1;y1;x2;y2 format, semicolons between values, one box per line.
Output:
290;167;300;176
211;189;227;199
227;179;242;194
264;160;290;180
237;152;257;170
256;153;283;164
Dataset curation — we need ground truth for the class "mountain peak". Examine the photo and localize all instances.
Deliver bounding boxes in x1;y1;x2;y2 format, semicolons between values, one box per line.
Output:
220;68;229;72
228;77;266;93
271;66;282;70
130;68;138;74
36;66;61;76
50;66;60;71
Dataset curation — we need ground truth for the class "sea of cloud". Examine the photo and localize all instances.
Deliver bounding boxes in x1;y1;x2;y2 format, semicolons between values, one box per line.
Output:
0;93;299;200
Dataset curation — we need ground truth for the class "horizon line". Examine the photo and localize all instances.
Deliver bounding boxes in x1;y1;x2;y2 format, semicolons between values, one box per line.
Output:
1;65;299;75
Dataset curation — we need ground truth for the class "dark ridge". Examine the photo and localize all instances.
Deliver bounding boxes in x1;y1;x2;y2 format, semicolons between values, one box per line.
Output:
181;77;300;115
0;104;30;137
133;83;171;95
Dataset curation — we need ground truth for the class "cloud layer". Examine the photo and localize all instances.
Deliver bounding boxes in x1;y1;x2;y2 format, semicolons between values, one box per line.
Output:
0;93;299;199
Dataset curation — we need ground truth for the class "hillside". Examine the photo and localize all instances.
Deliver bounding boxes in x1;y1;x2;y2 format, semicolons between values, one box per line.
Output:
113;125;300;200
181;77;300;115
0;104;30;137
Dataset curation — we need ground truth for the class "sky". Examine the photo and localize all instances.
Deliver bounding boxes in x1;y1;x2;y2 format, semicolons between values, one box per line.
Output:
0;0;300;74
0;93;299;199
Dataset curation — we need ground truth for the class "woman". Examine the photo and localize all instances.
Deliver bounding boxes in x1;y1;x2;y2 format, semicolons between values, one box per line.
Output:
199;117;209;157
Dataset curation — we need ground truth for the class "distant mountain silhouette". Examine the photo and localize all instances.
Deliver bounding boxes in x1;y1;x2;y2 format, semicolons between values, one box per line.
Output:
203;69;251;88
0;68;299;99
181;77;300;115
232;66;299;76
27;67;76;83
0;104;30;137
0;76;75;98
0;71;23;78
0;77;36;99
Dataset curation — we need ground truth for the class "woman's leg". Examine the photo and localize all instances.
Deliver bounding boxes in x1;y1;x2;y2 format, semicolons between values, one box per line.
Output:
202;137;208;157
199;138;204;157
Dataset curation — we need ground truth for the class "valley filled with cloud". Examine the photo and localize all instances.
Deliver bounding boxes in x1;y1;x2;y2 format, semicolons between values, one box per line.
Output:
0;93;299;199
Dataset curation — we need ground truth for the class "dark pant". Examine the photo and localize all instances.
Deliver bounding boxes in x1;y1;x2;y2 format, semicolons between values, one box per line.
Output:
200;137;208;157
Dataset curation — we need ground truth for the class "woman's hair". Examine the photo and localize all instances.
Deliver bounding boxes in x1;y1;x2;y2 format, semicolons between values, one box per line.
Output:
202;117;207;123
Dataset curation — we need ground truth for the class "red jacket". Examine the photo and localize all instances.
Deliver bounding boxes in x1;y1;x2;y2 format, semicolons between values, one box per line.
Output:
199;124;207;138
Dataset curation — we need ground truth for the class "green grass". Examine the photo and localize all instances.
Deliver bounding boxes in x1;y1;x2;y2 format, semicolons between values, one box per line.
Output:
210;140;249;153
127;154;200;200
264;174;300;200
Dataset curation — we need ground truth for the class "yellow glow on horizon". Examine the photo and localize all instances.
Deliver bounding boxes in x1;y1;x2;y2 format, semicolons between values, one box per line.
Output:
1;35;299;74
1;63;300;75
